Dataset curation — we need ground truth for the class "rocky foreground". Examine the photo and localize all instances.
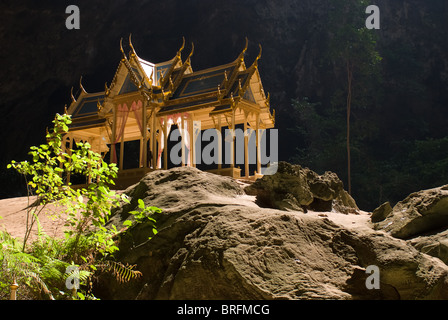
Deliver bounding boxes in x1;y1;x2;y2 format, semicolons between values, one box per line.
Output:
92;162;448;300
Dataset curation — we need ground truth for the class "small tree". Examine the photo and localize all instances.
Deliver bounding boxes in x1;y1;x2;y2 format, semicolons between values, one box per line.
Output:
7;113;156;299
327;0;382;195
8;114;122;253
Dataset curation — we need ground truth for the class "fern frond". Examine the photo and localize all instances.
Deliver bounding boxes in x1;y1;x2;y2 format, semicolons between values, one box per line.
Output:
0;231;22;252
98;261;142;283
0;230;59;299
0;249;55;299
40;259;67;282
22;269;55;300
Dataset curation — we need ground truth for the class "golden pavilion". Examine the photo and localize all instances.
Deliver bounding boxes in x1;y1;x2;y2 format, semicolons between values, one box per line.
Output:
64;36;275;188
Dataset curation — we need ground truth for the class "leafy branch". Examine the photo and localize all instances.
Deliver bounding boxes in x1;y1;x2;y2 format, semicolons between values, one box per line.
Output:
4;113;160;299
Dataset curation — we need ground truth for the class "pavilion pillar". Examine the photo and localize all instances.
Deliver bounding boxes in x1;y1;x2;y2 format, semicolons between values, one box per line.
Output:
152;110;157;169
142;100;148;169
181;114;186;167
157;126;162;169
244;112;249;178
119;126;125;171
217;115;222;171
110;106;117;165
67;136;73;185
163;116;168;170
230;109;235;169
87;138;92;184
256;113;261;175
139;137;143;168
60;135;66;178
97;135;102;183
189;115;194;167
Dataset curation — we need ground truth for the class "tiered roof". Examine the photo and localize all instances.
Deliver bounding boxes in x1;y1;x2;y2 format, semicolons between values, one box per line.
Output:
67;36;274;135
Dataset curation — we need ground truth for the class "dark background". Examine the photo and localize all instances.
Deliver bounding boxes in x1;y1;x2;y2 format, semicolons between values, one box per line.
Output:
1;0;447;211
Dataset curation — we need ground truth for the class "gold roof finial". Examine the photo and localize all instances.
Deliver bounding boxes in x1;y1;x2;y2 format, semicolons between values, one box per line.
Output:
238;37;249;62
79;76;87;94
105;82;110;97
119;37;127;60
97;99;102;112
70;87;76;102
129;34;136;56
217;85;223;102
149;71;154;86
230;92;235;108
64;104;68;115
158;69;164;85
251;44;262;68
182;42;194;67
169;75;174;90
177;36;186;58
265;92;270;107
238;78;244;97
187;42;194;61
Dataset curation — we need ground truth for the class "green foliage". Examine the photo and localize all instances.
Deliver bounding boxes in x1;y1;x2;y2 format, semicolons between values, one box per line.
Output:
123;198;160;239
0;230;56;299
97;260;142;284
327;0;382;193
289;98;346;172
294;0;383;195
4;113;160;299
7;113;124;254
282;0;446;211
8;114;120;252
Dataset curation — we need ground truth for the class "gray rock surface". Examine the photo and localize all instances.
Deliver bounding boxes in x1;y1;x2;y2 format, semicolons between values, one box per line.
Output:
371;201;393;223
244;162;358;214
410;230;448;266
374;185;448;239
95;167;448;300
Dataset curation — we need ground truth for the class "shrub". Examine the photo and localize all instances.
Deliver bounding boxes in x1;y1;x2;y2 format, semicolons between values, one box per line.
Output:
4;113;158;299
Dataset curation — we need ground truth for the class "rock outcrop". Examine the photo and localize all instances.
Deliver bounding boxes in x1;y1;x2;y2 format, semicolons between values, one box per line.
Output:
410;230;448;266
244;162;358;214
374;185;448;239
371;201;393;223
371;185;448;267
95;167;448;300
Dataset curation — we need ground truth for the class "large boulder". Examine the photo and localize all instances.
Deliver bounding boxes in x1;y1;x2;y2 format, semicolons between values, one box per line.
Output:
95;166;448;300
370;201;393;223
373;184;448;281
244;162;358;214
374;185;448;239
410;230;448;266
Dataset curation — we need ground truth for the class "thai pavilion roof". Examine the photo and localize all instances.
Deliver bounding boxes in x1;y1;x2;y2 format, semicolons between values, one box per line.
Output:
67;36;274;136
